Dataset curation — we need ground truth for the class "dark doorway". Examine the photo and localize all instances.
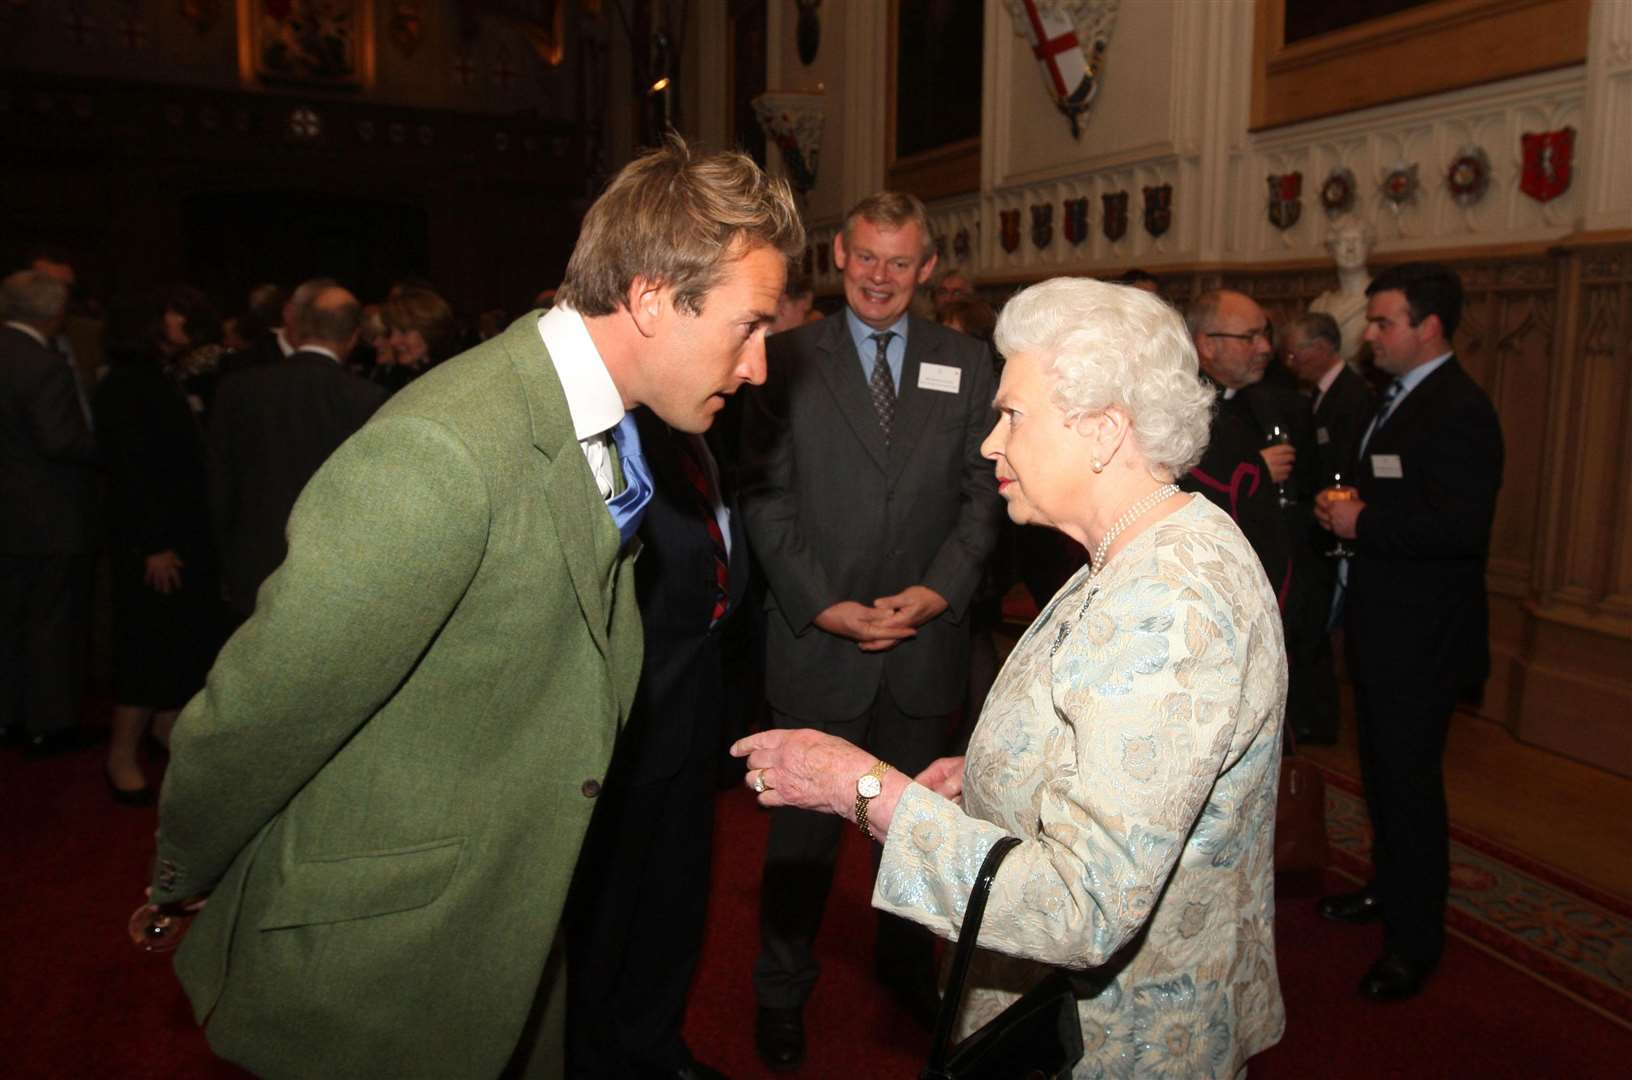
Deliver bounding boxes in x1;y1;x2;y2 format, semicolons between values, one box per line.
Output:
181;192;430;310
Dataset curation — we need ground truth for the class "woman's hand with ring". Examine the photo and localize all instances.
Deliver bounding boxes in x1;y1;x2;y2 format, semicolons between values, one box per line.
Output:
731;728;872;815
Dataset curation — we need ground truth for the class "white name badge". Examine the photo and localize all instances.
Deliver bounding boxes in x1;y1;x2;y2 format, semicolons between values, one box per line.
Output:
1371;453;1404;479
1316;426;1331;445
917;362;962;394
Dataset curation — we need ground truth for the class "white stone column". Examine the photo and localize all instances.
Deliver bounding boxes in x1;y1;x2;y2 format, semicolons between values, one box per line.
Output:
1579;0;1632;231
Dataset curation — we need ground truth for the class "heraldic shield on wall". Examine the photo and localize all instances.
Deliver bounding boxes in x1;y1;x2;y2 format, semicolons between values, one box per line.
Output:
1005;0;1121;138
1268;172;1302;230
1143;184;1171;238
1102;191;1128;242
1063;197;1089;245
1520;127;1574;203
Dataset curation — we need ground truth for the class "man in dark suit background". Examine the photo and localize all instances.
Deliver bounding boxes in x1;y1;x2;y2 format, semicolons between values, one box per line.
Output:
1281;312;1375;744
565;408;749;1080
1316;262;1503;1001
740;191;1002;1069
0;269;99;753
1283;312;1374;487
207;281;386;617
1185;290;1292;603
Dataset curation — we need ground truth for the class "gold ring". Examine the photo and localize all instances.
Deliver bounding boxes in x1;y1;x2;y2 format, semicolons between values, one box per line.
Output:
753;769;767;794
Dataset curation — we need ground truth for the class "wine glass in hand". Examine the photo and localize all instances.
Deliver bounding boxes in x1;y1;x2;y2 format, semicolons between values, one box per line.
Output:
128;891;205;953
1321;472;1358;558
1264;426;1294;508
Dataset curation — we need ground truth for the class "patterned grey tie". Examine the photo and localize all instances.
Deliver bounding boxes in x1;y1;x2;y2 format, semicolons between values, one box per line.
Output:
868;330;896;444
1358;378;1404;457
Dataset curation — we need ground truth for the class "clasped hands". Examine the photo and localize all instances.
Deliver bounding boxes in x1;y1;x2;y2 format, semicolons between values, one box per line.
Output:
1313;487;1366;539
814;585;948;652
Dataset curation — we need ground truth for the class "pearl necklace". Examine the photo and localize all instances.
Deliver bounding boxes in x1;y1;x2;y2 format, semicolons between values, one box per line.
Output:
1090;483;1180;575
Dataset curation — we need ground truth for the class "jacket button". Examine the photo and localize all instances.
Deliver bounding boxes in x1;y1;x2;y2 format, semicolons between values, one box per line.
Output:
581;779;601;798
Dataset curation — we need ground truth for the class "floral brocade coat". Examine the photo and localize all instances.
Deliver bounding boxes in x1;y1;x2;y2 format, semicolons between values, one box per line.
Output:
875;496;1287;1078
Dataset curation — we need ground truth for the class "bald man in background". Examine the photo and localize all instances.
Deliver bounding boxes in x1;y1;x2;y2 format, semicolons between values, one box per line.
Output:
208;281;387;617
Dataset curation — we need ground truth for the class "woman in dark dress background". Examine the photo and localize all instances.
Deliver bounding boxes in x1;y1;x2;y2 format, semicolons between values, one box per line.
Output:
92;299;221;803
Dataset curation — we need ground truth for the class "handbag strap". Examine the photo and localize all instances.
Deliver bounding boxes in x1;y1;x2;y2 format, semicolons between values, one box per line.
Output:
925;834;1023;1071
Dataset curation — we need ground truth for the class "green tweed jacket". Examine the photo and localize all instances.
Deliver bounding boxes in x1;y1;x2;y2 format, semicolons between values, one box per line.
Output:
149;312;642;1078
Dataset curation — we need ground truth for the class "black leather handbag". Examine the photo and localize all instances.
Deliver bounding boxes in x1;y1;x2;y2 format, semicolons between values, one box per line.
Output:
920;836;1085;1080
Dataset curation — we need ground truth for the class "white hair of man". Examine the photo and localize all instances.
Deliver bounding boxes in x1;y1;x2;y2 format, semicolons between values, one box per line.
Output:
994;276;1215;476
0;269;70;326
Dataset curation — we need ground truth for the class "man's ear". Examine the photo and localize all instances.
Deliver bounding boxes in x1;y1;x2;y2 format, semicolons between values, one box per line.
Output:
915;251;939;286
832;231;848;272
626;276;666;339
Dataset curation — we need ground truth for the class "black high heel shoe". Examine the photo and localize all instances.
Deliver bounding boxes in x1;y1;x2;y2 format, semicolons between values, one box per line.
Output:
105;766;156;807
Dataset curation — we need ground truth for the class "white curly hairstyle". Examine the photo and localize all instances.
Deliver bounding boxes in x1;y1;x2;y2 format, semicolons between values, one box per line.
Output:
994;277;1215;476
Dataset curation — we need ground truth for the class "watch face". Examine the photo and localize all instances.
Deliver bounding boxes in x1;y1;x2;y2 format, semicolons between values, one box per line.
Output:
858;775;883;799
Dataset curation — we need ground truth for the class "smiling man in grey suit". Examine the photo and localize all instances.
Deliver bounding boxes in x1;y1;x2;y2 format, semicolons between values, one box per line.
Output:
741;192;1003;1069
146;138;802;1079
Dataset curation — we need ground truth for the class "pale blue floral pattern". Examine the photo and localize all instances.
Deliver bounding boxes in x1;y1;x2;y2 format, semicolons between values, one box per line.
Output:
874;496;1286;1078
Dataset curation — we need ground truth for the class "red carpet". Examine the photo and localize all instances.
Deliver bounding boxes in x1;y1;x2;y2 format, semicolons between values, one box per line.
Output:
3;732;1628;1078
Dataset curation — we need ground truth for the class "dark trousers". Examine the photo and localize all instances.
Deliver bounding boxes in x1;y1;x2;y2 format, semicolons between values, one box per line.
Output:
753;682;947;1009
1286;628;1340;742
565;715;719;1076
1354;679;1457;967
0;553;92;736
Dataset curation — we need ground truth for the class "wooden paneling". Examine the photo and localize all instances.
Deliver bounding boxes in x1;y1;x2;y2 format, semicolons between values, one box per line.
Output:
1251;0;1590;131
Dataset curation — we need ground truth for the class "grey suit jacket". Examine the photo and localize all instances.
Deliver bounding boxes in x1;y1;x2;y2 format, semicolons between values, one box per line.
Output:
740;312;1002;722
0;325;98;554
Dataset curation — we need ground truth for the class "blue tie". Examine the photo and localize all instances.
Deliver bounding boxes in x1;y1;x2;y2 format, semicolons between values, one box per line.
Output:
1357;379;1404;457
606;413;653;547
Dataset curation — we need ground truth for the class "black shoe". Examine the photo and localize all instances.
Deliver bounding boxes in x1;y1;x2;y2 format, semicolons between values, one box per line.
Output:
1318;889;1383;924
1360;950;1432;1001
105;767;156;807
755;1006;804;1072
671;1062;729;1080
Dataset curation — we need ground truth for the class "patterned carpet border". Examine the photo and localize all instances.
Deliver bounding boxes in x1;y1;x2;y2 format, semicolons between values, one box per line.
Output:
1313;762;1632;1030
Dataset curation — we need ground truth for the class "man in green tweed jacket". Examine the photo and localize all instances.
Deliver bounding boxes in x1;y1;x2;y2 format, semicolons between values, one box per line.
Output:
147;139;802;1079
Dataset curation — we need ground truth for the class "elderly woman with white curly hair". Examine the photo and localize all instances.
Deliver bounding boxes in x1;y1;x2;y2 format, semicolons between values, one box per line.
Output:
734;277;1287;1077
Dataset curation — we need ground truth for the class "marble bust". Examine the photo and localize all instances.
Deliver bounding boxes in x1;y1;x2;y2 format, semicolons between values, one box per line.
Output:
1309;215;1375;361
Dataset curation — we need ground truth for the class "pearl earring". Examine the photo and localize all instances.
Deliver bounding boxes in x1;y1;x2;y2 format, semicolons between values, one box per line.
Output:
1091;458;1104;473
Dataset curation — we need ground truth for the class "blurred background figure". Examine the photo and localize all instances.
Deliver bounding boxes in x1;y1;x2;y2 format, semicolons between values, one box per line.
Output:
208;283;385;623
157;285;225;418
1115;267;1161;294
0;269;100;756
770;274;813;334
931;267;974;317
376;285;457;395
92;298;221;803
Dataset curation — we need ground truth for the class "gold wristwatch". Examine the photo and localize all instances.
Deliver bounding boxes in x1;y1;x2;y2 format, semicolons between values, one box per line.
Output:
855;760;891;839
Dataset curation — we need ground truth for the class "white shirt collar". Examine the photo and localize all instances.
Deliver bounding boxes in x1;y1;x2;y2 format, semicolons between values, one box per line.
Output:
300;343;342;364
275;327;295;357
4;321;50;349
1315;360;1344;397
536;305;625;441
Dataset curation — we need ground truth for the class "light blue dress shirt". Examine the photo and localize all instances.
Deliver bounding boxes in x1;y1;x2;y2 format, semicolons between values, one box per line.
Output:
845;308;910;392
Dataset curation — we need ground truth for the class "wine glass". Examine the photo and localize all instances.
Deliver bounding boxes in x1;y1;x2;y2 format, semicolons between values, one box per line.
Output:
1264;426;1294;508
127;901;193;953
1322;471;1357;558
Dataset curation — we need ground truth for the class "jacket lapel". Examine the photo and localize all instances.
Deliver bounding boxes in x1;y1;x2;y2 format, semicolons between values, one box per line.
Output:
1372;355;1458;451
887;316;944;482
502;314;617;656
815;315;888;471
